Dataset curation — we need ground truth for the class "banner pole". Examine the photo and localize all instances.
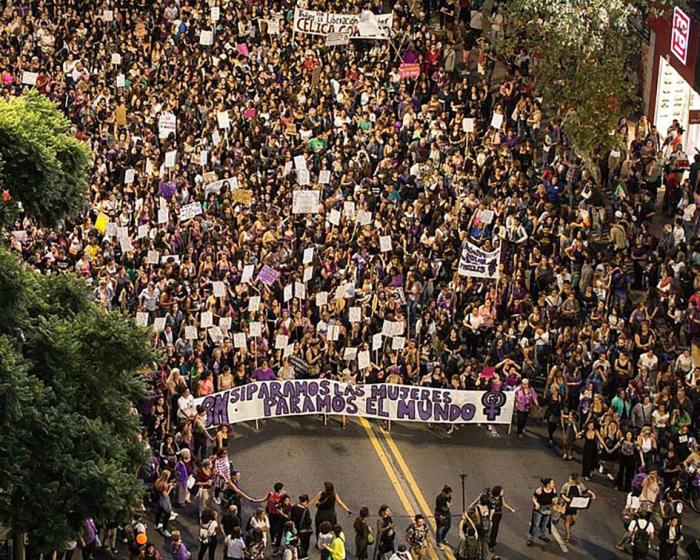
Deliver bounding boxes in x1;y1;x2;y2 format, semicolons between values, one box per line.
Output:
255;419;259;432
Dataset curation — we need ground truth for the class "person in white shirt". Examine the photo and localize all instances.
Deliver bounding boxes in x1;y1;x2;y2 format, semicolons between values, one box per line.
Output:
224;527;246;560
177;388;196;423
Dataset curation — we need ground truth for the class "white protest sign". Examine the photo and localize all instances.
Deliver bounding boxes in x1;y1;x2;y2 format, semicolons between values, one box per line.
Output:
356;210;372;226
372;333;383;351
283;284;293;302
146;250;160;265
137;224;149;239
294;282;306;300
316;291;328;306
158;208;169;224
349;306;361;323
233;333;247;348
303;267;313;283
296;168;310;186
275;334;289;349
344;347;358;360
209;326;224;343
248;296;261;312
116;74;125;88
293;155;307;169
392;336;406;350
463;117;475;133
103;9;114;22
185;326;198;340
199;30;214;46
217;111;230;129
22;71;38;86
358;350;370;370
153;317;166;333
379;235;392;252
179;201;203;221
325;32;350;46
328;209;341;226
212;281;226;298
219;317;232;332
303;247;314;264
319;170;331;184
327;324;340;341
249;322;262;337
158;113;177;139
135;312;149;327
490;113;504;130
210;6;220;21
200;311;213;328
124;169;135;184
241;264;255;284
164;150;177;168
292;190;320;214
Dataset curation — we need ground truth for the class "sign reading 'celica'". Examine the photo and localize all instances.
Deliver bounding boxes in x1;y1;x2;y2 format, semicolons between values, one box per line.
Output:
195;380;514;427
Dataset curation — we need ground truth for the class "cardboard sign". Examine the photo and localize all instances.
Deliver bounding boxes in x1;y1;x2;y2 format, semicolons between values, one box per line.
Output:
232;189;253;205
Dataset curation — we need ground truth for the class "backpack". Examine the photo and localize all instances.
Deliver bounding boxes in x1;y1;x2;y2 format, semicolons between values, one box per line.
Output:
632;520;649;554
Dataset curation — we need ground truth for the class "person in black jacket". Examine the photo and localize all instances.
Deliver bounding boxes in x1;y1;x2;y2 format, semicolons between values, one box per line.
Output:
291;495;313;560
658;517;683;560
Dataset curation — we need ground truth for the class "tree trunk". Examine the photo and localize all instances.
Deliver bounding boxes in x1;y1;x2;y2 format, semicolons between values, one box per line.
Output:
12;532;25;560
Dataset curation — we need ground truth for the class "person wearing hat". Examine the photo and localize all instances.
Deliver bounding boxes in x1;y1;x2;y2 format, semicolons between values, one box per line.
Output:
434;485;452;549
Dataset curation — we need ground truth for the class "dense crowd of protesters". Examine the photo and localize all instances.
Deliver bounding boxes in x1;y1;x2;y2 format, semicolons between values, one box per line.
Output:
4;0;700;558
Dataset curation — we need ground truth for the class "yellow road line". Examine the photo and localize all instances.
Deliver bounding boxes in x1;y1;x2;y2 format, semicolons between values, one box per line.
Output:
359;419;440;560
379;426;455;560
358;417;419;519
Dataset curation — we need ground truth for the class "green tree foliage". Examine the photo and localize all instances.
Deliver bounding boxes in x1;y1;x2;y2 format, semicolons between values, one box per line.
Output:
498;0;676;178
0;91;92;228
0;249;156;552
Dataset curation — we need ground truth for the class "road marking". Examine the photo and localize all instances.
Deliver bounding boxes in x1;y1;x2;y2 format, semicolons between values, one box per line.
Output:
551;525;569;553
359;419;440;560
378;426;452;560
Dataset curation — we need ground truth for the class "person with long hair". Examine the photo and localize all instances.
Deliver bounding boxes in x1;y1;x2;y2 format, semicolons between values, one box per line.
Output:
154;470;175;537
353;507;371;560
311;482;352;536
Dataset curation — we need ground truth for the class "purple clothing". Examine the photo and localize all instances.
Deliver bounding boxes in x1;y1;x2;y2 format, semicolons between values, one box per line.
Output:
83;518;97;544
174;460;189;485
252;367;276;381
514;386;538;412
172;541;192;560
402;50;420;64
158;181;176;201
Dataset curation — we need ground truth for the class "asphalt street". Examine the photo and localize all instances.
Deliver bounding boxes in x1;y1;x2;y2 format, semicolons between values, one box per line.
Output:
144;416;700;560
